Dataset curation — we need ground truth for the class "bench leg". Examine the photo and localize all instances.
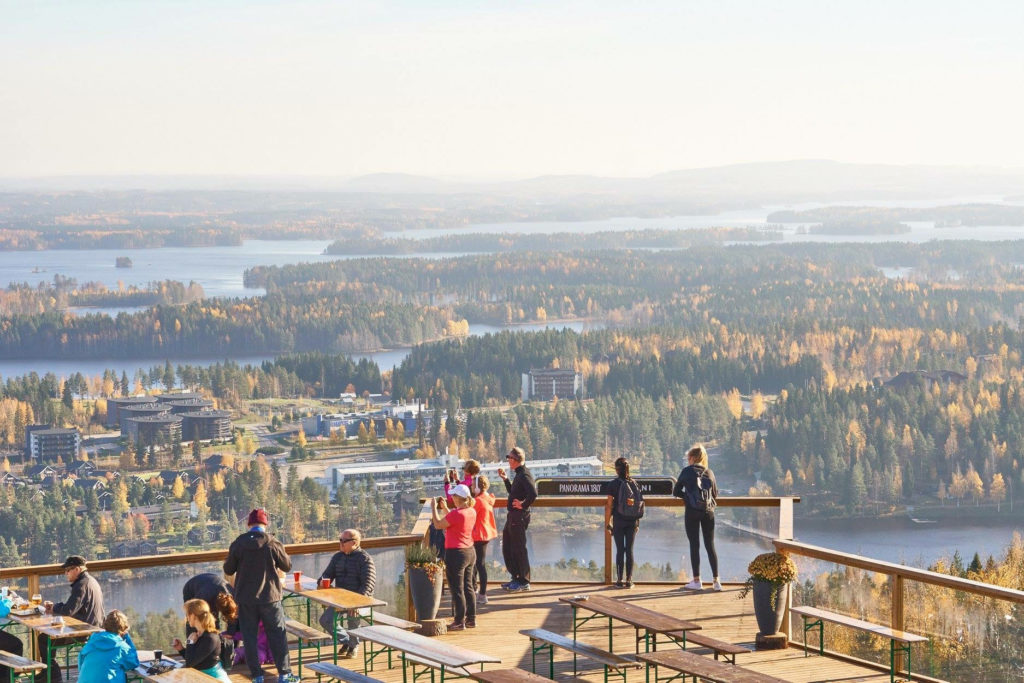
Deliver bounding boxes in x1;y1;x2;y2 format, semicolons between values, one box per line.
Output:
801;617;823;657
890;640;912;683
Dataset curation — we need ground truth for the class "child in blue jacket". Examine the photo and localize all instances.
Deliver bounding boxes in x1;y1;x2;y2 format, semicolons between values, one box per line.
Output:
78;610;139;683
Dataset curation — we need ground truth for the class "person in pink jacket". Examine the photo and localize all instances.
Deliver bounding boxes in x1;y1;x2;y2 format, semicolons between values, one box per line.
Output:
470;475;498;604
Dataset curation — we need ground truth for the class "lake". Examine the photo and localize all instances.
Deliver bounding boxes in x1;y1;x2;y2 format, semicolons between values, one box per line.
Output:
45;512;1023;621
0;320;601;381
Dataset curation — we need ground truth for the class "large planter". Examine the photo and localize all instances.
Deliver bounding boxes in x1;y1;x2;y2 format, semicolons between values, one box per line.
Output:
752;579;789;635
408;564;443;621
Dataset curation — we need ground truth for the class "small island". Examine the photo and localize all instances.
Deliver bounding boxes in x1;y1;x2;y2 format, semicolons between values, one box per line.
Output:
115;256;133;268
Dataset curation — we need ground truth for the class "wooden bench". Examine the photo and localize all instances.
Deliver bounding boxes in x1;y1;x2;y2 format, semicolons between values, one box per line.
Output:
349;624;500;683
519;628;641;683
284;618;332;675
0;650;46;683
663;630;752;664
305;661;383;683
790;605;928;683
370;613;419;631
363;612;420;671
469;668;552;682
638;650;788;683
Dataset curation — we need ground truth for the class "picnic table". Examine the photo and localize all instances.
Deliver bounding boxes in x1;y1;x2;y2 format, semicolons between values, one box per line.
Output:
559;594;702;654
287;578;387;663
638;650;789;683
348;624;500;682
15;613;101;683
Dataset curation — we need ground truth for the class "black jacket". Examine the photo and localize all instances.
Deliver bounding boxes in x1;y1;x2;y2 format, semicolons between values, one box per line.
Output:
183;573;233;624
54;570;104;626
320;549;375;596
503;464;538;513
673;464;719;509
177;630;222;670
223;529;291;604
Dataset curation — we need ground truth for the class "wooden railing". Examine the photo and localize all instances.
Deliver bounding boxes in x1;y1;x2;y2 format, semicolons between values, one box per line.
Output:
0;496;796;624
0;533;425;619
774;538;1024;677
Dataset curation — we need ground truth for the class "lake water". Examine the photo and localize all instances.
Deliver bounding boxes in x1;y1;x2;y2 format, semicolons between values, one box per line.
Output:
46;512;1023;620
0;320;600;380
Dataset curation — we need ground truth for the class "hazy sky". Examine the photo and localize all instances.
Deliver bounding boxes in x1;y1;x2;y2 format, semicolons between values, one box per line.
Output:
2;0;1022;179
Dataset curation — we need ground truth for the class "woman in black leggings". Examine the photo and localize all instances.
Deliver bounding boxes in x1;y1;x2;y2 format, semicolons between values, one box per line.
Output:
674;444;721;591
606;457;640;588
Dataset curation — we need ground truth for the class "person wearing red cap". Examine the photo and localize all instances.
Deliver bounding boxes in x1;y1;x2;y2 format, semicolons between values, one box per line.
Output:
223;509;297;683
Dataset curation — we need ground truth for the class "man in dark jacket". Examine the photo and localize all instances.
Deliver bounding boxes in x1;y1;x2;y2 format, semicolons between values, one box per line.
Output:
223;509;297;683
497;447;538;592
318;528;375;658
37;555;105;683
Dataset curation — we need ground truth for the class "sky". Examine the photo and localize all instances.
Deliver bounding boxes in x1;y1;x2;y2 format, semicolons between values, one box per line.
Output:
1;0;1023;179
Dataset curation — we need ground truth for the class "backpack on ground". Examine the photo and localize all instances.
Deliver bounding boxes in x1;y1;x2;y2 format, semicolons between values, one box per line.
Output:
684;467;716;513
616;478;645;519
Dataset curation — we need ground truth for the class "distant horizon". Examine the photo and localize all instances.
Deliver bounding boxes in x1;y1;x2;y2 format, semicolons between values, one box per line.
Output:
3;158;1024;192
3;1;1022;178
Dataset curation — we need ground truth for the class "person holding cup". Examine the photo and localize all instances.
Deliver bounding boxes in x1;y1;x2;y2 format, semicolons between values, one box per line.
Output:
317;529;375;659
38;556;105;683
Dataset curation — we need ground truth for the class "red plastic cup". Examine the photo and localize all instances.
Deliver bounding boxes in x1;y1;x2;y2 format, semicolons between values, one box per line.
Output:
293;571;301;583
319;578;331;589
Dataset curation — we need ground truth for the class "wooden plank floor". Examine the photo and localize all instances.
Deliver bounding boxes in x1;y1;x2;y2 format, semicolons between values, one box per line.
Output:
227;583;901;683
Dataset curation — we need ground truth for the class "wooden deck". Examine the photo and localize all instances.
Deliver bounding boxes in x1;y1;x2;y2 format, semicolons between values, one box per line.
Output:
230;583;901;683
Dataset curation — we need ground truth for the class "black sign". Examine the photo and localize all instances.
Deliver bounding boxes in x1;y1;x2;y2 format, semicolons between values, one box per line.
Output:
535;477;675;497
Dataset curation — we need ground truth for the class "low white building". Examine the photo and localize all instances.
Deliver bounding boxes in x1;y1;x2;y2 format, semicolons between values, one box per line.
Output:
326;453;603;494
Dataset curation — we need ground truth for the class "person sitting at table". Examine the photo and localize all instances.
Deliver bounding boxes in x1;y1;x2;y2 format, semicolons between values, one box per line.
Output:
182;573;237;667
77;610;139;683
317;528;376;659
172;599;232;683
0;623;24;682
431;484;477;631
38;555;105;683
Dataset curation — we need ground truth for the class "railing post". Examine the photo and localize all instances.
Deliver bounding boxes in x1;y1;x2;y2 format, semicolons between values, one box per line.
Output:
27;573;40;597
777;497;794;540
604;505;612;584
891;573;905;674
406;542;416;622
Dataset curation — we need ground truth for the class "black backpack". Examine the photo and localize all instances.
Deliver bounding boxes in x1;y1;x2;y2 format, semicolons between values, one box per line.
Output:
685;467;716;512
616;478;645;519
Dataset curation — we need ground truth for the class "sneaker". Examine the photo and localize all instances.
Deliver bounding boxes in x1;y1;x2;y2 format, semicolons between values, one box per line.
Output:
514;582;531;592
501;581;516;590
712;579;723;591
477;593;488;605
614;580;624;588
466;619;476;628
279;674;300;683
343;646;359;659
252;677;264;683
448;621;466;631
625;579;635;589
683;579;703;591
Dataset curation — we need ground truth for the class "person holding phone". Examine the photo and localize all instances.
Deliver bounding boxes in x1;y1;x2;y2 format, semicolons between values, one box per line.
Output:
431;486;477;630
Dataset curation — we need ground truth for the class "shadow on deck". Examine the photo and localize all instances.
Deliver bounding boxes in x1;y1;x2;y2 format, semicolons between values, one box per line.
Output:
227;583;898;683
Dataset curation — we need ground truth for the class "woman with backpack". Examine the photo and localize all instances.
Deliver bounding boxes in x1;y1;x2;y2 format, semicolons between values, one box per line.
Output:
674;444;721;591
606;457;643;588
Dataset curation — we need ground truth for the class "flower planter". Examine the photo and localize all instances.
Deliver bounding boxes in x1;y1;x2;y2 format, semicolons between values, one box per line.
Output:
408;564;443;621
752;579;789;636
